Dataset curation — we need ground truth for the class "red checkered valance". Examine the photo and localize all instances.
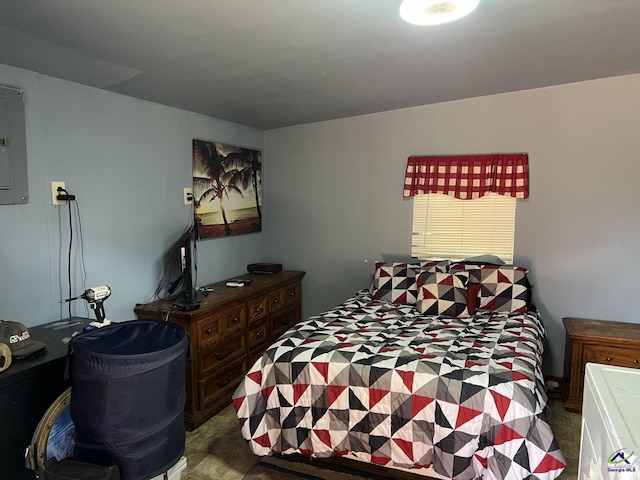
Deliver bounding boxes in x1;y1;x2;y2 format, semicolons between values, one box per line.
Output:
403;153;529;200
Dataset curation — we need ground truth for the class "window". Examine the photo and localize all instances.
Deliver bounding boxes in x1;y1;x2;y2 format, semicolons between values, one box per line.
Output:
411;193;516;263
403;153;528;263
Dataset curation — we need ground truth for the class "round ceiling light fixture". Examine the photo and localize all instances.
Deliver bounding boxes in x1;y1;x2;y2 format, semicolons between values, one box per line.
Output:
399;0;480;26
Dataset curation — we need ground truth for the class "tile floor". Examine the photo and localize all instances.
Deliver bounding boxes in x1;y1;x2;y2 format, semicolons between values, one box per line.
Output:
181;394;581;480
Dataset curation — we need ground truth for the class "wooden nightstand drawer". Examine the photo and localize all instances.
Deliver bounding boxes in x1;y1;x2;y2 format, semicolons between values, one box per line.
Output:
583;344;640;369
562;317;640;413
200;332;247;376
247;295;268;323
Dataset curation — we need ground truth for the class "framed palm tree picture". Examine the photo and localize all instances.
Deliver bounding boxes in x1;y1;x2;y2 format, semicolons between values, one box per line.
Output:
192;139;262;239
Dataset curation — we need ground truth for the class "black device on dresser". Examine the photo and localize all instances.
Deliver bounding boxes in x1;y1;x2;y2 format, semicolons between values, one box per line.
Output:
247;263;282;274
0;317;90;480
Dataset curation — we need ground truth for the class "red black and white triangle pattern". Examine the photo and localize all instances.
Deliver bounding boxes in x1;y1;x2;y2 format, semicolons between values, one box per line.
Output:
371;261;450;304
450;264;530;313
416;271;469;317
233;290;565;480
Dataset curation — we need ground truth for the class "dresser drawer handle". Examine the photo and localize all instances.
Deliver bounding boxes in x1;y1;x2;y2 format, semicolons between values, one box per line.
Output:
272;298;279;304
607;356;612;362
255;331;262;337
288;291;295;297
216;376;231;388
254;306;263;314
281;317;291;325
232;316;239;323
215;348;230;360
635;359;639;366
206;327;213;335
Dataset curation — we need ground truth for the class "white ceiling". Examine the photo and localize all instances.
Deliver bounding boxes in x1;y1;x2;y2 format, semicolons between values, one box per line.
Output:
1;0;639;130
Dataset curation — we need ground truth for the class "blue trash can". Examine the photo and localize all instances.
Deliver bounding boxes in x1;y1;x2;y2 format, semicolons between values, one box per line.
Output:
68;320;189;480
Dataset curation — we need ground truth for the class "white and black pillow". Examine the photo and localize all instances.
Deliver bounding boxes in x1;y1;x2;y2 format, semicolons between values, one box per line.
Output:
416;271;469;317
371;260;450;304
450;263;530;313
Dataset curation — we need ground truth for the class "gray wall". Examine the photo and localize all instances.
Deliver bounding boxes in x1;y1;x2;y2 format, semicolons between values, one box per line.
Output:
0;64;264;325
263;73;640;377
3;61;639;378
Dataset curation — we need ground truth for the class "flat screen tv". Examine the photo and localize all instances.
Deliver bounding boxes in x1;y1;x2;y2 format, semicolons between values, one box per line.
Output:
167;224;200;311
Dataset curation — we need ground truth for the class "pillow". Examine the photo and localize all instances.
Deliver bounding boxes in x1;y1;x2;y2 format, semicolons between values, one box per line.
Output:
462;254;505;265
416;271;469;317
449;262;485;285
466;283;481;315
371;260;449;304
420;259;451;273
450;262;527;281
450;263;530;313
476;266;530;313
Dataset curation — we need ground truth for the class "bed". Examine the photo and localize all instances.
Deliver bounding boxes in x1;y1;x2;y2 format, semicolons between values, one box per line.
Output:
233;261;566;480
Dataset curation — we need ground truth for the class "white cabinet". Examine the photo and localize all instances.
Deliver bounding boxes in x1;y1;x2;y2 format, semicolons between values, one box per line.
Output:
579;363;640;479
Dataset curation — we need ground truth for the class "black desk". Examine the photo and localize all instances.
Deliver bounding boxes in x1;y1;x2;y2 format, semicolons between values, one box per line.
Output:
0;317;90;480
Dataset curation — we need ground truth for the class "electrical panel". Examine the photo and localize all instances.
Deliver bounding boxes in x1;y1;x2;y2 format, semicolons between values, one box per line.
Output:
0;85;28;205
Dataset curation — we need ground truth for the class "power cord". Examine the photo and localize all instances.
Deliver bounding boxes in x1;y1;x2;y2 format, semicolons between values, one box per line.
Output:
141;191;197;306
56;186;75;202
144;218;198;305
57;187;87;317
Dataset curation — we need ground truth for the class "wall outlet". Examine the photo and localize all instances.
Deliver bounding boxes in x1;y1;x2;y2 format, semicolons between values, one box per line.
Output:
51;181;66;205
184;187;193;205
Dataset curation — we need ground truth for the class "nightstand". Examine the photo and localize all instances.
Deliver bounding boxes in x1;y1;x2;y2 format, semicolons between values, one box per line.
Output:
561;317;640;413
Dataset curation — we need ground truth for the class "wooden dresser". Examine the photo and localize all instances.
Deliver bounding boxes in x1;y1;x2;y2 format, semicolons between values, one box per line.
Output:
134;270;305;430
561;317;640;413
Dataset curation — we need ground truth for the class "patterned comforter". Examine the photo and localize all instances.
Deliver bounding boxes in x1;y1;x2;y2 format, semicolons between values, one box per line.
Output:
233;290;565;480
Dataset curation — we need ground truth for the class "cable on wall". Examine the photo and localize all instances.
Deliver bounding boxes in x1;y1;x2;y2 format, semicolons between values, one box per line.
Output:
58;186;87;318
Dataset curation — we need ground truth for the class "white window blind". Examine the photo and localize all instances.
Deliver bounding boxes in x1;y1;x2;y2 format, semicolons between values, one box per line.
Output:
411;193;516;263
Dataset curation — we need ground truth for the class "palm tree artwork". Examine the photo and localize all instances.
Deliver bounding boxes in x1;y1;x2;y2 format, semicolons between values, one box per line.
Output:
192;139;262;239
